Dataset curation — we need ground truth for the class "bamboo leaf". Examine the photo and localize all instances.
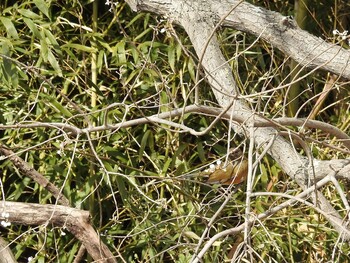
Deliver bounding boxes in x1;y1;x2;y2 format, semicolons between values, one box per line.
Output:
47;48;62;76
139;129;151;161
18;9;41;20
1;40;18;89
133;27;152;41
197;141;206;163
168;45;176;72
48;97;73;118
23;17;41;39
63;43;97;53
39;38;48;62
43;28;62;55
33;0;50;19
187;57;196;82
0;17;19;39
161;158;172;174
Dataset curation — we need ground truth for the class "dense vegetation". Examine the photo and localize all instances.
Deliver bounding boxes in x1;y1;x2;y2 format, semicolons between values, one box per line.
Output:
0;0;349;262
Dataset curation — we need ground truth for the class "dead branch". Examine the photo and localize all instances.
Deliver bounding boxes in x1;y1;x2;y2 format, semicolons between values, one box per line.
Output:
0;202;116;262
0;145;70;206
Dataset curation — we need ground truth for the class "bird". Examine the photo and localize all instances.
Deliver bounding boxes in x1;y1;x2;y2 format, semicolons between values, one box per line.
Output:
205;148;248;185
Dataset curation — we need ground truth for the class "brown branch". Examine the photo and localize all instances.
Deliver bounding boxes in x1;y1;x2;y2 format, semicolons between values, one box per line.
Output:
0;146;117;261
0;237;16;263
1;105;349;150
0;145;70;206
0;122;80;136
0;202;116;262
73;245;86;263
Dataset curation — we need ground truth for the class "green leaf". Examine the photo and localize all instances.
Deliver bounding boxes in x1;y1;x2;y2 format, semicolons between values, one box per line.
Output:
18;9;41;20
43;28;62;55
97;38;113;52
159;91;168;112
123;69;140;86
97;50;104;74
139;129;151;161
40;38;48;62
125;13;145;28
23;17;41;39
171;143;188;170
48;97;73;118
187;57;196;82
0;17;19;39
113;40;127;65
63;43;97;53
34;0;50;19
168;45;176;72
1;40;18;89
10;177;31;201
131;46;139;64
161;158;172;175
197;141;206;162
133;27;153;41
67;242;79;262
176;42;182;61
47;48;62;76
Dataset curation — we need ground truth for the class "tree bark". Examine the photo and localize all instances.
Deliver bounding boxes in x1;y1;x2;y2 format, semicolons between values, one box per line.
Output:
127;0;350;79
0;237;17;263
0;202;116;262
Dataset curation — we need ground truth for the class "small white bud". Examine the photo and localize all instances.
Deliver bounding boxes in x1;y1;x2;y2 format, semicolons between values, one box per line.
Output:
1;221;11;227
1;212;9;218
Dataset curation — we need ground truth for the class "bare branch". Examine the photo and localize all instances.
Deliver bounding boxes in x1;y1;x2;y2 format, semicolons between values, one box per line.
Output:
126;0;350;79
1;105;348;149
0;145;70;206
192;171;350;263
0;202;116;262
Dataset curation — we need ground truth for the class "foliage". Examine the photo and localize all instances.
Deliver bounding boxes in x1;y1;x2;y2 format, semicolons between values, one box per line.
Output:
0;0;349;262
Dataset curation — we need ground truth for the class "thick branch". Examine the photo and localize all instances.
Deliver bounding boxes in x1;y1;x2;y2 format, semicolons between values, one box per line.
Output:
0;147;117;262
127;0;350;79
219;0;350;79
0;202;116;263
